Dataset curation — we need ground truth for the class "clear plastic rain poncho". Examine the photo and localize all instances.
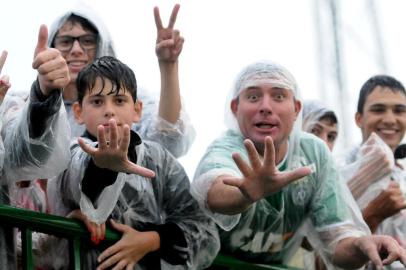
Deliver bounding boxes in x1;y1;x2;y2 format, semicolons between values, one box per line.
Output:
45;136;219;269
48;4;195;158
337;133;406;269
0;84;70;269
302;100;338;133
191;61;369;268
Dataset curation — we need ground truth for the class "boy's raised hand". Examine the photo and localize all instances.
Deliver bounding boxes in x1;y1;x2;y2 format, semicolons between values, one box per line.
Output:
0;50;11;103
223;136;312;202
97;219;159;270
78;119;156;178
154;4;184;63
32;24;70;96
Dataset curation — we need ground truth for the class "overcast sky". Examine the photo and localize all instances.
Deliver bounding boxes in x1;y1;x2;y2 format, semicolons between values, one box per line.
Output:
2;0;406;177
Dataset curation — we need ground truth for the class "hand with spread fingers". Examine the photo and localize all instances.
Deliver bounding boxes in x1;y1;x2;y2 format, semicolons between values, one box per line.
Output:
223;136;312;202
154;4;184;63
32;24;70;96
78;119;155;178
96;220;159;270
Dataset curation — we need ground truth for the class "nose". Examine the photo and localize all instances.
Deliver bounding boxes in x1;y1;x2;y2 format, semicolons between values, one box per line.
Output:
382;110;396;124
104;101;115;118
70;40;85;54
259;96;273;115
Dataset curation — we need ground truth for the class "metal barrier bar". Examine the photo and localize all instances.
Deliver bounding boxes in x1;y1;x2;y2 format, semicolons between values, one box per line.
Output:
0;204;301;270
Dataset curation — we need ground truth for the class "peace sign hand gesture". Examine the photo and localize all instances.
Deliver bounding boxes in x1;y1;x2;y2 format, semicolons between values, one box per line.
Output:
154;4;184;63
224;136;312;202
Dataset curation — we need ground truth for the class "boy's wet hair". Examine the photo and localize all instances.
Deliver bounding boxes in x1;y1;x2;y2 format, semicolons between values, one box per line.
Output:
357;75;406;114
76;56;137;104
51;14;99;47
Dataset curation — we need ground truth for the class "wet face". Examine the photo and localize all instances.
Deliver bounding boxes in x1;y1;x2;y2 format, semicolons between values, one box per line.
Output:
356;86;406;152
73;77;141;142
54;21;97;84
308;118;338;151
231;84;301;157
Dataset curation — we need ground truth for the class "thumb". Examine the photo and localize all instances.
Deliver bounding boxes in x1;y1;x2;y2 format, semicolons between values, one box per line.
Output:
34;24;48;58
280;166;312;186
109;219;128;233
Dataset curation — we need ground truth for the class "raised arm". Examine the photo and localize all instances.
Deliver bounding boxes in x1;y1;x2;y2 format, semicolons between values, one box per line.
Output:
154;4;183;124
2;24;71;182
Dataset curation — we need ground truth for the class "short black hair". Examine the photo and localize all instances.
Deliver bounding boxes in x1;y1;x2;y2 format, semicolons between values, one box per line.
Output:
51;14;99;47
76;56;137;104
357;75;406;114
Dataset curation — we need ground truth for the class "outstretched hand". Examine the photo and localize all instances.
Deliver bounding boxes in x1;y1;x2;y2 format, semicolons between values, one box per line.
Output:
223;136;311;202
78;119;155;178
154;4;184;62
0;50;11;103
32;24;70;96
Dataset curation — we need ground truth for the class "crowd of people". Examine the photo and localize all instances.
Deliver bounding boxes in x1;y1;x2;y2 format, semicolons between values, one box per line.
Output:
1;3;406;270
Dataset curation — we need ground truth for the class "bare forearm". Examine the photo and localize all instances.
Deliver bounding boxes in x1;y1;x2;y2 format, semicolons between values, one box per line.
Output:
333;237;368;269
207;177;253;215
158;61;181;123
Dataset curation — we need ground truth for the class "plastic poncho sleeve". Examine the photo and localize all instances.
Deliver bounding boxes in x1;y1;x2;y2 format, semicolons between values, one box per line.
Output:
134;90;196;158
1;80;70;182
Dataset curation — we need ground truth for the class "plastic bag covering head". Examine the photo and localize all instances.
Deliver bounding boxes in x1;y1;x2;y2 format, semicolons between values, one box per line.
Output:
302;100;338;133
224;60;303;169
48;2;116;58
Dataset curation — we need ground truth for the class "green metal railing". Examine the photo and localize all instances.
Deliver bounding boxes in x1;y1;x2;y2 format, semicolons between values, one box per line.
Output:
0;204;301;270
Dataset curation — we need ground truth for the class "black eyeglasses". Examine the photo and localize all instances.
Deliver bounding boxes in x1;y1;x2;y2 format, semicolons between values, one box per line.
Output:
53;34;98;52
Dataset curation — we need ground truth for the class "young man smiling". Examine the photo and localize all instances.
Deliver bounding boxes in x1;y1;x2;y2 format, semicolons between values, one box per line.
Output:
341;75;406;269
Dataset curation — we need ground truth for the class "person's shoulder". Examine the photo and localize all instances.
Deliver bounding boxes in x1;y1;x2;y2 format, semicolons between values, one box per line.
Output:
299;131;329;151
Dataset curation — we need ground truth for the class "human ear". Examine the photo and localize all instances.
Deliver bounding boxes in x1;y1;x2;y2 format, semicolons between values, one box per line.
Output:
132;100;143;123
72;101;84;124
293;99;302;119
231;99;238;116
355;112;362;128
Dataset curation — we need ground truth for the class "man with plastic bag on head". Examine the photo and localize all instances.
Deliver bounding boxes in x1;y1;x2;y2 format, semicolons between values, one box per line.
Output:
46;3;195;157
0;25;70;269
191;61;406;269
337;75;406;269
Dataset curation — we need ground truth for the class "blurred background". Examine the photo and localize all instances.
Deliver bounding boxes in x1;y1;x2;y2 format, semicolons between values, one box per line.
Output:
2;0;406;177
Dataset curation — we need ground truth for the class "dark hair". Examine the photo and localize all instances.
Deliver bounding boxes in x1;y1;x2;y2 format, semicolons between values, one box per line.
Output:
51;14;99;47
76;56;137;104
319;111;338;126
357;75;406;114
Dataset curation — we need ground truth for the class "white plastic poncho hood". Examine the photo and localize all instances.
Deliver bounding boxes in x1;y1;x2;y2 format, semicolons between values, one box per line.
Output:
302;100;338;133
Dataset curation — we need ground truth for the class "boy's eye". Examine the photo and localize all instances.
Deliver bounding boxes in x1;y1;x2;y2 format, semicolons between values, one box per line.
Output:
91;99;103;105
115;97;127;104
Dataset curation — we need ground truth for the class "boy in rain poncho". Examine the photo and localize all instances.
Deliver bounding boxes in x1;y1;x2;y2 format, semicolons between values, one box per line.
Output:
191;61;406;269
0;25;70;269
46;56;219;270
